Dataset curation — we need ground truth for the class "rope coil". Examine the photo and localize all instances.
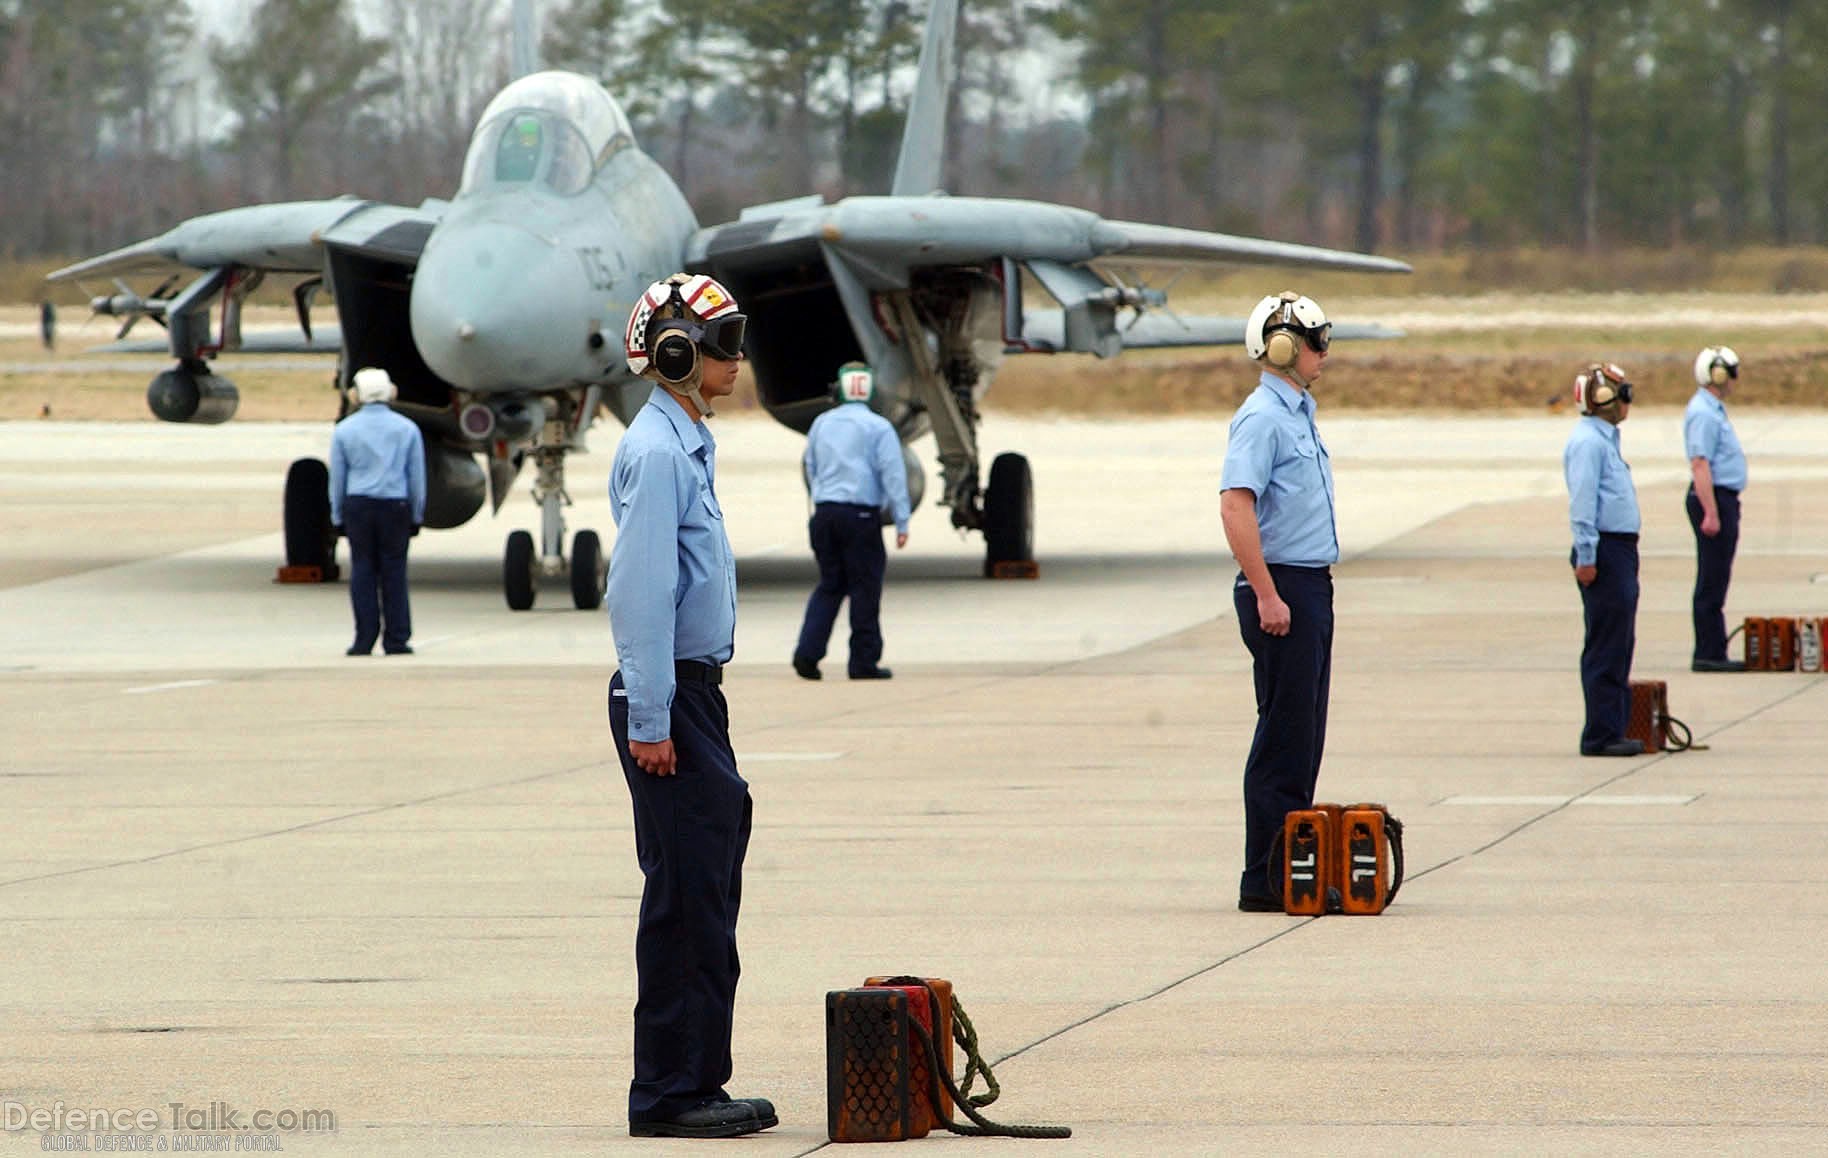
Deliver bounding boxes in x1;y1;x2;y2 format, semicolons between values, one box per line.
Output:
877;976;1071;1140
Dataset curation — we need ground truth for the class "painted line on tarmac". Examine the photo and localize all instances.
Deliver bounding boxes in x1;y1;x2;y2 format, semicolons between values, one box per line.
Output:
123;679;217;695
1441;793;1697;807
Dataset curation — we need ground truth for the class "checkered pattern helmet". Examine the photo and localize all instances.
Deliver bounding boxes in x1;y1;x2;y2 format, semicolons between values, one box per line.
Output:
623;273;741;377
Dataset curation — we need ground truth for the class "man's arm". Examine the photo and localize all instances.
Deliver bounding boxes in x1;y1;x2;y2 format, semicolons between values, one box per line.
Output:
327;431;347;528
1566;439;1602;584
874;420;911;543
1221;488;1290;635
406;424;427;527
802;414;821;495
606;450;683;755
1690;456;1719;536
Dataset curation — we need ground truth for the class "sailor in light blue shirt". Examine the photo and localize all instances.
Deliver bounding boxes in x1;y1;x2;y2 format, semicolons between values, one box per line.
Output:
1219;290;1339;908
1219;371;1339;569
1684;387;1747;492
1563;362;1644;757
604;273;775;1137
804;396;912;536
792;363;911;680
328;381;426;528
607;386;738;743
1564;414;1642;568
1684;345;1748;668
327;367;425;656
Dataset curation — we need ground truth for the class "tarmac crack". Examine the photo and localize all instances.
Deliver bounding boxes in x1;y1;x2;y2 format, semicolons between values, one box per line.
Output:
0;759;609;891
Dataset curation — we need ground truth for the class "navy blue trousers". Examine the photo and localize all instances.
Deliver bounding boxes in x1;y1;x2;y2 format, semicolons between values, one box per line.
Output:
1234;565;1333;901
1686;486;1740;662
794;502;888;675
608;670;752;1123
342;495;412;653
1575;534;1639;751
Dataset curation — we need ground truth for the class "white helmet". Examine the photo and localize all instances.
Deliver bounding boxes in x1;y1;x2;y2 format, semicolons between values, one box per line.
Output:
353;366;397;404
1693;345;1740;388
1246;291;1330;364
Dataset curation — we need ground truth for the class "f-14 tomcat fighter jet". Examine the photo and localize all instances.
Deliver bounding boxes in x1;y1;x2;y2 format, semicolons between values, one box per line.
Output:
48;0;1407;609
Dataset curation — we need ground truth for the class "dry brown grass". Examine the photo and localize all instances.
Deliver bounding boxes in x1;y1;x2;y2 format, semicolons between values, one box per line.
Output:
13;259;1828;421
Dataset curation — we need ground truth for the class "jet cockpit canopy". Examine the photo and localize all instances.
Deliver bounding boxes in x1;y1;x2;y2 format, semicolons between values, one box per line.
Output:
459;71;635;197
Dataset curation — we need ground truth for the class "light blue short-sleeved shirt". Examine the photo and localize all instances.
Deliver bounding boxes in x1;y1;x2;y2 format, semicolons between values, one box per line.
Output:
1220;372;1339;568
606;388;737;743
1564;415;1641;567
1683;388;1748;492
804;401;912;534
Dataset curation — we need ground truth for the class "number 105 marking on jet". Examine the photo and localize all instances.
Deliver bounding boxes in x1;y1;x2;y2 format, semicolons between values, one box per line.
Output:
47;0;1406;610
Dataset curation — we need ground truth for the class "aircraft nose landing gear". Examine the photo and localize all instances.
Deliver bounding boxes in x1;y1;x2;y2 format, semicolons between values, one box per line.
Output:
501;431;605;611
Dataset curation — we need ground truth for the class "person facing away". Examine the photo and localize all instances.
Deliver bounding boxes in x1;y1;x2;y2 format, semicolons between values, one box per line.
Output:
328;366;425;656
791;361;911;681
1218;291;1339;912
1564;362;1645;758
1685;346;1749;672
604;272;777;1140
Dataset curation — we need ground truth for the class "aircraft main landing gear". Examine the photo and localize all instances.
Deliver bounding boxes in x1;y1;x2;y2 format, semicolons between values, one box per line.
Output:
283;457;340;581
981;451;1035;577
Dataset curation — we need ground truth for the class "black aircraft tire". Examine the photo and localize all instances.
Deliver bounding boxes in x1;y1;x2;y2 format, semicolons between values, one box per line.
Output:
283;457;339;580
570;530;606;611
504;530;537;611
983;452;1034;565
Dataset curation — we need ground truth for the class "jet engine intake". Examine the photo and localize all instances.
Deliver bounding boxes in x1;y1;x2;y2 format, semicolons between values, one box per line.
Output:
147;364;239;424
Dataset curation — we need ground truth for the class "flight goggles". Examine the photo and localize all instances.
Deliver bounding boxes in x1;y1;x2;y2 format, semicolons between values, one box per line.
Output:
693;313;747;360
1599;362;1632;402
1274;321;1331;353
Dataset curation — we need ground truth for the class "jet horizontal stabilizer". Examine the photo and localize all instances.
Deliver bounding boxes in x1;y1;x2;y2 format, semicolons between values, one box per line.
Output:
1088;220;1413;275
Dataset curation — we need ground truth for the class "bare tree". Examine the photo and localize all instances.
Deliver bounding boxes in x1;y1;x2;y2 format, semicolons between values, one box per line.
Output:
212;0;398;197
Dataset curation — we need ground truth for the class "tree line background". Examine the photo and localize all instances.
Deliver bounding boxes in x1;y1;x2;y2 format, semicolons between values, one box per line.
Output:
4;0;1828;264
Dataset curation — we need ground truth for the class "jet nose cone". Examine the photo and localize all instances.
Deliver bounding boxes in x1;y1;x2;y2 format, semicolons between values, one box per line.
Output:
411;222;588;390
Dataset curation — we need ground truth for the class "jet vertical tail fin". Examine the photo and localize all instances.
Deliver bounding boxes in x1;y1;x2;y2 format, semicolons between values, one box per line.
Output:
889;0;960;196
510;0;537;79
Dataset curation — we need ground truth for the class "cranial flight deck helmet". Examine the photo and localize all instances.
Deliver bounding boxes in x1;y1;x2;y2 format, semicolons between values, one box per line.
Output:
1694;346;1741;388
623;273;746;417
1246;291;1331;379
835;361;875;403
1573;362;1634;417
353;366;397;404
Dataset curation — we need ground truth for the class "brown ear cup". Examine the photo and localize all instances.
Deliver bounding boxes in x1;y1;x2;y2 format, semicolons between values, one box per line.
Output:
1264;329;1300;369
1710;363;1730;386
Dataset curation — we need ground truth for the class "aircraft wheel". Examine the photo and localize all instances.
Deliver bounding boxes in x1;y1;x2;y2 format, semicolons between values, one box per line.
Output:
283;457;339;581
982;452;1034;567
570;530;606;611
504;530;537;611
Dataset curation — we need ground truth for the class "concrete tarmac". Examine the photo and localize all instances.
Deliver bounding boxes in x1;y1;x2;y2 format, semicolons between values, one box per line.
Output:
3;411;1826;1156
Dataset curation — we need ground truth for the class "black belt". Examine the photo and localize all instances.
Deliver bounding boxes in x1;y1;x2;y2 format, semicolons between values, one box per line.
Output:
675;660;722;686
1600;532;1639;542
816;501;878;513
